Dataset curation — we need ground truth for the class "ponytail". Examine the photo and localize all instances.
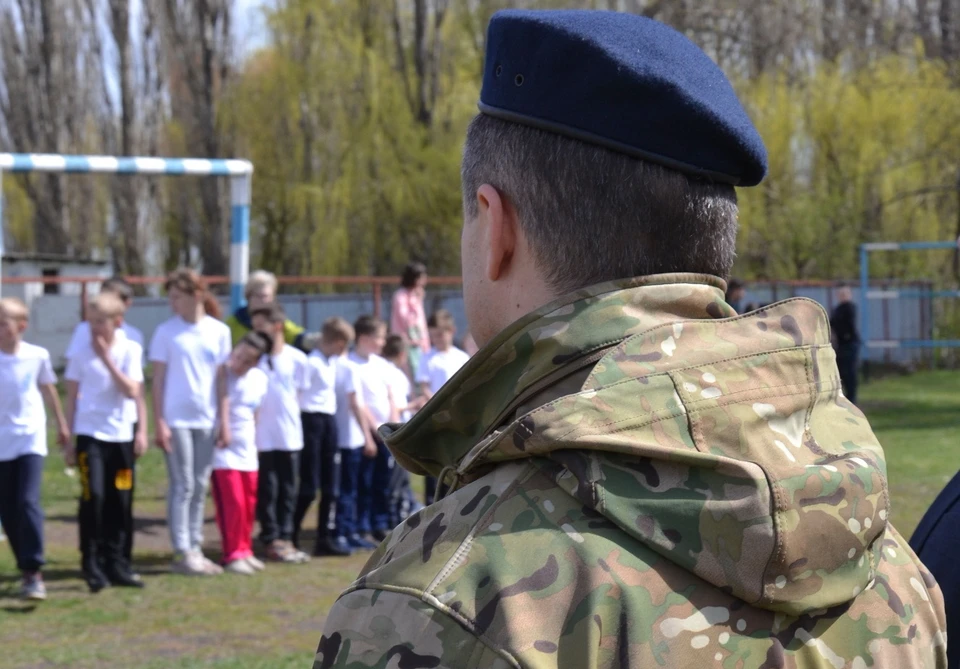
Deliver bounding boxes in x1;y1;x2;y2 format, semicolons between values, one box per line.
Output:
202;293;222;320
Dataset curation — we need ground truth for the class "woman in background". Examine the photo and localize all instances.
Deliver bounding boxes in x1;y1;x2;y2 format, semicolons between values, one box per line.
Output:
389;262;430;377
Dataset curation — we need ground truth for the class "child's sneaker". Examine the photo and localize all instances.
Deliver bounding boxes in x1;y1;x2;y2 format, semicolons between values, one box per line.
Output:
245;556;266;572
197;553;224;575
224;558;256;575
20;572;46;601
171;551;209;576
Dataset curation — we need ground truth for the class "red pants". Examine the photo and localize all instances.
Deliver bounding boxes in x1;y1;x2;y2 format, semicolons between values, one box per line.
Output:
210;469;258;564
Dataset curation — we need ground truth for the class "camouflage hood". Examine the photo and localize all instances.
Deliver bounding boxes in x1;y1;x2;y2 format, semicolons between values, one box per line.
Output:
383;275;889;617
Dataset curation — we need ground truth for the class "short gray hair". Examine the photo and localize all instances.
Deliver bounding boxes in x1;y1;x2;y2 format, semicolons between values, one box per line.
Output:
245;270;278;299
461;115;740;295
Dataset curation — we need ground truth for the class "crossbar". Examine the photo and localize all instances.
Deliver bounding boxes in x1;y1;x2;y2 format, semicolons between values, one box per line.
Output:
0;153;253;312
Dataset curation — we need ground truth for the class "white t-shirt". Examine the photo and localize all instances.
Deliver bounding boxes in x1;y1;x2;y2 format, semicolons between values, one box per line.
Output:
385;362;413;423
65;337;143;443
334;356;365;449
417;347;470;395
214;367;268;471
66;321;144;359
299;350;337;415
0;342;57;461
349;351;393;428
256;345;310;452
148;315;232;429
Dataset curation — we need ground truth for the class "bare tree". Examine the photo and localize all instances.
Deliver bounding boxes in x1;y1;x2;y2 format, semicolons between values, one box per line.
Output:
0;0;106;255
161;0;235;274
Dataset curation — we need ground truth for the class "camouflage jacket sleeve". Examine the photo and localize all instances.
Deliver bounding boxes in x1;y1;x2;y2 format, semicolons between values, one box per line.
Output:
314;588;516;669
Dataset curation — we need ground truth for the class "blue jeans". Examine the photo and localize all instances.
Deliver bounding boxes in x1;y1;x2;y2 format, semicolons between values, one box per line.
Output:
0;454;46;573
335;448;365;539
358;439;394;534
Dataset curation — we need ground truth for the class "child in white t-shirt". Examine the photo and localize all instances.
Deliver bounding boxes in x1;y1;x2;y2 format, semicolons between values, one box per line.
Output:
65;277;147;571
65;293;145;593
252;303;311;565
0;298;69;601
65;277;147;458
331;339;372;555
382;335;426;527
149;269;232;577
348;316;397;546
417;309;471;400
417;310;470;504
210;331;271;576
294;318;354;557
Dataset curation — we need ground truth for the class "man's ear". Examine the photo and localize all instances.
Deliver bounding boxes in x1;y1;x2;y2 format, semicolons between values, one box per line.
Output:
477;184;516;282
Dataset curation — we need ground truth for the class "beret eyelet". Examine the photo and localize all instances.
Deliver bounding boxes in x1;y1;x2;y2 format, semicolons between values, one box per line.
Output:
514;74;524;86
495;64;503;77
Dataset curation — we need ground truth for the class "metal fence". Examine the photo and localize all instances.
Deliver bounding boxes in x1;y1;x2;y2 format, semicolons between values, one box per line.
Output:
4;275;937;368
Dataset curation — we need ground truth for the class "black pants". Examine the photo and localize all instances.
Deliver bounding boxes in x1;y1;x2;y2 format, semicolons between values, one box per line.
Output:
293;413;339;546
837;344;860;405
122;421;140;566
257;450;299;545
0;454;45;573
76;436;135;574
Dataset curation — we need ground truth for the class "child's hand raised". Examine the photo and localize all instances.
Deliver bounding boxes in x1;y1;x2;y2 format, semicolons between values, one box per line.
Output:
92;334;110;360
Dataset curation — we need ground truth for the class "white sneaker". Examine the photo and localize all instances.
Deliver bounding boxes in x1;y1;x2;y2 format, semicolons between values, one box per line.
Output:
171;552;209;576
197;553;224;575
245;556;266;572
224;559;256;575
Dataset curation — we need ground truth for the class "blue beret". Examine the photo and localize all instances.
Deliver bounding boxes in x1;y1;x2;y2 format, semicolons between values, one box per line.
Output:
479;10;768;187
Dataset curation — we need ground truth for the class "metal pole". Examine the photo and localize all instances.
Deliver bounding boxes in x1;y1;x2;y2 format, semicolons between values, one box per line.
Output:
859;244;869;363
230;174;251;313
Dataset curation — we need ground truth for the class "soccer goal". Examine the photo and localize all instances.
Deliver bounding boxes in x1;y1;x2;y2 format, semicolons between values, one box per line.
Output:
0;153;253;311
859;240;960;361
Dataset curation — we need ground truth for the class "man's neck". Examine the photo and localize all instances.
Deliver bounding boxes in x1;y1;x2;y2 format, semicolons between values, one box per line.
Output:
272;339;285;355
354;349;372;361
0;339;20;355
435;344;451;353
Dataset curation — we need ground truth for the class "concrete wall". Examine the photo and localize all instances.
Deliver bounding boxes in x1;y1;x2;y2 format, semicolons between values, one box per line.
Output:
1;258;111;305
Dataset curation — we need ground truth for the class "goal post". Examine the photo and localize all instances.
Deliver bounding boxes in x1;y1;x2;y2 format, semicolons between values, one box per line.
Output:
859;240;960;359
0;153;253;311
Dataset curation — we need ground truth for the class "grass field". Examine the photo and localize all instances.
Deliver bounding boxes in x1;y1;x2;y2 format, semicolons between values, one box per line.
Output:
1;371;958;668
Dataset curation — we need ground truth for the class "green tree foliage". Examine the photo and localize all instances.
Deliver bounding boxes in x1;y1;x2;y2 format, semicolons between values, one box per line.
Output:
226;1;960;286
739;55;960;282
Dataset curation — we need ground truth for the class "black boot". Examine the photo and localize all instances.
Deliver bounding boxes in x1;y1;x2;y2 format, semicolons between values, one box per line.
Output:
83;560;110;594
314;536;354;557
105;563;145;588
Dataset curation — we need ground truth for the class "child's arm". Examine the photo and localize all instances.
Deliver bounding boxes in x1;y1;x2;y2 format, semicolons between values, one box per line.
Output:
152;362;172;452
92;335;140;398
349;392;376;458
387;384;399;423
41;383;70;452
134;391;149;458
63;381;79;465
216;365;231;448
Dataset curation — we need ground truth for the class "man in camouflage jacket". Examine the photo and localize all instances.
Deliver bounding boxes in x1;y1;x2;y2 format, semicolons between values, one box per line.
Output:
315;10;947;669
